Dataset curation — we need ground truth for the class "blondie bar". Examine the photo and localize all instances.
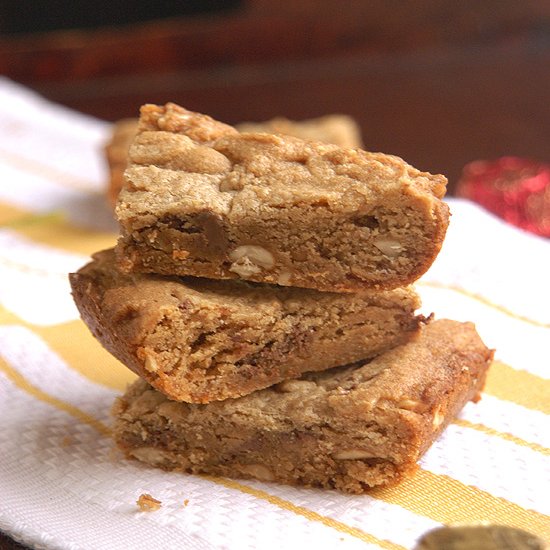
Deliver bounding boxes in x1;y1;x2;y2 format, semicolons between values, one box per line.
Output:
115;103;449;292
70;249;423;403
113;320;492;492
236;114;363;148
105;118;138;207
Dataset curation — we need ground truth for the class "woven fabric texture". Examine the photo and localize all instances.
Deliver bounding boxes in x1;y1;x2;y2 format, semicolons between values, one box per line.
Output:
0;79;548;550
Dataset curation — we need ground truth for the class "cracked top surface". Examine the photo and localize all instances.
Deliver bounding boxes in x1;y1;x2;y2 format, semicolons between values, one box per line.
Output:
116;102;447;225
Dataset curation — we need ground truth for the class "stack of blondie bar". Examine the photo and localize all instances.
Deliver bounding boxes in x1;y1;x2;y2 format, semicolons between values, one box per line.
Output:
70;103;493;493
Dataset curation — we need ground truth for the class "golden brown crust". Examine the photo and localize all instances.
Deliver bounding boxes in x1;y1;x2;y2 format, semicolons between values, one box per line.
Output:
115;102;449;292
70;249;423;403
139;103;238;142
112;319;493;493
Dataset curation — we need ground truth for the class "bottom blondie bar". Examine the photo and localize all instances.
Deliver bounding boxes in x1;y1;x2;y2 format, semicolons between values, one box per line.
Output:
113;320;492;493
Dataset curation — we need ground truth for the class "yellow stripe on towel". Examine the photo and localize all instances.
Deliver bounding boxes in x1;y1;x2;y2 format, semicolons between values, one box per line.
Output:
418;281;550;329
484;361;550;415
0;203;117;256
454;418;549;456
204;476;406;549
0;356;111;436
372;470;550;540
0;307;136;391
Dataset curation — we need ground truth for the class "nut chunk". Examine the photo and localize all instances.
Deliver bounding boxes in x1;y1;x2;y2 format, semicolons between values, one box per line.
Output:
70;249;423;403
113;320;493;493
115;102;449;292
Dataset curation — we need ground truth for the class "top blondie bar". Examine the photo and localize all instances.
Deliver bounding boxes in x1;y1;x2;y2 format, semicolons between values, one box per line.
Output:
115;103;449;292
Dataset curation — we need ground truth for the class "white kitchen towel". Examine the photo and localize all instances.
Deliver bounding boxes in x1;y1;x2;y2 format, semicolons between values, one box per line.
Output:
0;78;548;550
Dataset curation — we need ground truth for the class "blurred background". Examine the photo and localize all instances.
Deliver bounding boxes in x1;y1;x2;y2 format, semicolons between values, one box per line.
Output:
1;0;550;192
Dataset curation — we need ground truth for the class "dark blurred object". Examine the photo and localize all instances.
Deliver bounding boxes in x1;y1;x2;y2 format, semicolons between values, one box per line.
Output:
0;531;28;550
0;1;241;34
0;0;550;189
415;524;547;550
457;157;550;237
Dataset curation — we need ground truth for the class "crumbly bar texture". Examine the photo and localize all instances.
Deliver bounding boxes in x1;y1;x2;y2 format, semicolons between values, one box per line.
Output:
112;319;493;493
105;114;362;208
70;249;423;403
105;118;138;207
136;493;162;512
115;102;449;292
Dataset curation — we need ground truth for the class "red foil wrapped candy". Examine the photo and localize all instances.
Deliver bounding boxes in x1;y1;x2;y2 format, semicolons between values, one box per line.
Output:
456;157;550;237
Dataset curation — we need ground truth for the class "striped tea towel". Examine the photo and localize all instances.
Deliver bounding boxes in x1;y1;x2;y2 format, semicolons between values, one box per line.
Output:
0;78;548;550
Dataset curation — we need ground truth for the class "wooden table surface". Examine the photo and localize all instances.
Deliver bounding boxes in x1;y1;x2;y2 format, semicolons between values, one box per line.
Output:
1;2;549;547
